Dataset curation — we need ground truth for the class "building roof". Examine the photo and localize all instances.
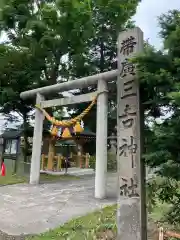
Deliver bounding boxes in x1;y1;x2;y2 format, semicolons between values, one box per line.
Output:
0;127;50;140
1;126;96;140
75;127;96;137
1;129;21;139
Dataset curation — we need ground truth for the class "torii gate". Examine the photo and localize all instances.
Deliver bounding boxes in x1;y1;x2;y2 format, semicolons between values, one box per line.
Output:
20;27;147;240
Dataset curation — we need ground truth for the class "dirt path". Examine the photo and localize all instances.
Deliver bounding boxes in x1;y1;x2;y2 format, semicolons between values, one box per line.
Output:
0;174;117;239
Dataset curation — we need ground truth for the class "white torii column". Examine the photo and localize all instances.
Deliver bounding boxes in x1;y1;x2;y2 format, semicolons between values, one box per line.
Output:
95;79;108;199
30;93;44;184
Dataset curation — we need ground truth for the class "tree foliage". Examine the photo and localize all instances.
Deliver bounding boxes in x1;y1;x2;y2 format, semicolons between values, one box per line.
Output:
66;0;140;138
135;9;180;225
135;10;180;178
0;0;141;161
0;0;140;148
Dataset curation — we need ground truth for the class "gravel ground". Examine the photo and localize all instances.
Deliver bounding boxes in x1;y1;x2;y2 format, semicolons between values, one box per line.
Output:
0;173;156;239
0;232;28;240
0;174;117;239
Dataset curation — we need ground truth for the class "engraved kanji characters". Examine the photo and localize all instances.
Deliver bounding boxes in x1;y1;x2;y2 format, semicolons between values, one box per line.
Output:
119;178;129;196
120;58;137;99
119;136;137;157
118;104;136;128
119;136;137;168
120;177;139;197
128;178;139;197
121;78;137;99
120;36;136;56
118;31;141;201
121;58;136;77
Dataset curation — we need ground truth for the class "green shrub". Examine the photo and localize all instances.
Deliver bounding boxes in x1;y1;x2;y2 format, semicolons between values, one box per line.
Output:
89;155;96;170
89;152;117;172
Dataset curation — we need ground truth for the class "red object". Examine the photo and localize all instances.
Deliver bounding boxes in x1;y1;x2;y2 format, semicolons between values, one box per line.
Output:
1;162;6;176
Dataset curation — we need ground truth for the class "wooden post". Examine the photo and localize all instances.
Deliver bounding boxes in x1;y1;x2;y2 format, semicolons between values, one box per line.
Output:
47;138;55;171
85;153;89;168
44;155;48;170
53;156;57;171
47;153;54;171
41;154;45;170
117;27;147;239
78;151;82;168
159;228;164;240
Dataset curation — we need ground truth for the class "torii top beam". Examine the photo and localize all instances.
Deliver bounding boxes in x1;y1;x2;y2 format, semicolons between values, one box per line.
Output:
20;69;118;100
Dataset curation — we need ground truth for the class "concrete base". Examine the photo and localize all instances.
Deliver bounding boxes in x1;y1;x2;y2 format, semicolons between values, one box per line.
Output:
40;167;95;176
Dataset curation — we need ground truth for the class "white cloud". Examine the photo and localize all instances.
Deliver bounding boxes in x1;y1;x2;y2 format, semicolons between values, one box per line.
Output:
133;0;180;49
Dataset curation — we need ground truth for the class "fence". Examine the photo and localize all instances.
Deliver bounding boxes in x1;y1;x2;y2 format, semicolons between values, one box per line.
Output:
41;154;62;171
70;152;90;168
41;152;90;171
159;227;180;239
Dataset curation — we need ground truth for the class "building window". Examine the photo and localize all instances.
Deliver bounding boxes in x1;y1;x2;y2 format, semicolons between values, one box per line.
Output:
4;139;17;154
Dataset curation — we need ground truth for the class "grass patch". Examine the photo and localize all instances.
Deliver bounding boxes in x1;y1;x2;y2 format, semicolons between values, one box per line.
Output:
26;205;117;240
0;173;80;186
0;174;27;185
39;173;80;183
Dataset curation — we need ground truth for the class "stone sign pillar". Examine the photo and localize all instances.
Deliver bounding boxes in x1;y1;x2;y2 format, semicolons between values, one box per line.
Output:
117;27;147;239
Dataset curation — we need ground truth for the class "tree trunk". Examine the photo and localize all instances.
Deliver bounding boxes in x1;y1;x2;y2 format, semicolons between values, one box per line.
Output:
100;26;105;73
23;113;29;163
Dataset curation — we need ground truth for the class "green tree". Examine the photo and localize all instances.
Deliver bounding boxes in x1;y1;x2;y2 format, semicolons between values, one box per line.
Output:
0;1;90;162
135;10;180;177
134;9;180;225
0;45;46;161
0;0;93;84
66;0;140;144
0;0;141;156
0;0;94;158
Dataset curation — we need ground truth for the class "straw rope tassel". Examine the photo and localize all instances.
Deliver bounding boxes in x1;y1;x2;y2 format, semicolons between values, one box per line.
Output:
74;121;83;133
35;95;97;127
50;125;58;136
61;128;72;138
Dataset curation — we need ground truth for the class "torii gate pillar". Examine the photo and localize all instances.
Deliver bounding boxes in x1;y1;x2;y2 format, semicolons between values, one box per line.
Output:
30;93;44;184
95;79;108;199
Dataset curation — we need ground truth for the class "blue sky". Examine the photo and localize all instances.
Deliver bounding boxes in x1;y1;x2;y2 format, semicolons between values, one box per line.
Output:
134;0;180;49
0;0;180;131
